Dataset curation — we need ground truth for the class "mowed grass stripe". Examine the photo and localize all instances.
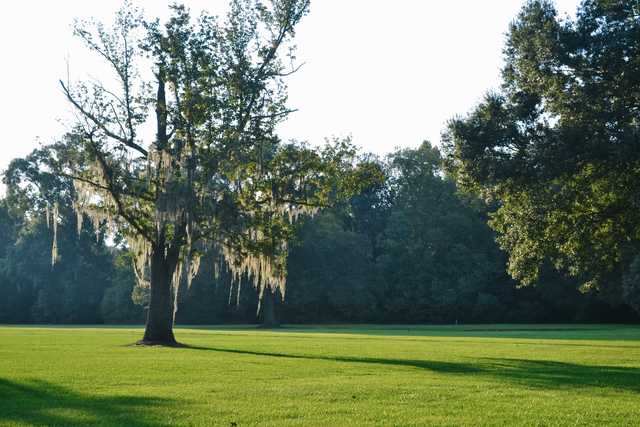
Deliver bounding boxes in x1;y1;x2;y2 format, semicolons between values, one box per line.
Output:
1;325;639;426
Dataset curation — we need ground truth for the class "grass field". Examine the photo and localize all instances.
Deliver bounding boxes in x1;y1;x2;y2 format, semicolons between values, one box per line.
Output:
1;324;640;426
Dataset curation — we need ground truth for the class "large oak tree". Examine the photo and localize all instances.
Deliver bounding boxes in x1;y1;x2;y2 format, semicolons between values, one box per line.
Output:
52;0;374;345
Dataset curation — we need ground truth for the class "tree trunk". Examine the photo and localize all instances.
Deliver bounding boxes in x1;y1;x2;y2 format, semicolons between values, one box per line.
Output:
139;245;179;346
259;290;279;328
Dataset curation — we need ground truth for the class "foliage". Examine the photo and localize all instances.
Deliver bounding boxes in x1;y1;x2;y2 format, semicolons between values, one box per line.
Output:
375;143;510;323
1;150;135;324
100;252;144;323
623;256;640;314
0;207;121;324
2;141;636;324
284;212;376;322
443;0;640;297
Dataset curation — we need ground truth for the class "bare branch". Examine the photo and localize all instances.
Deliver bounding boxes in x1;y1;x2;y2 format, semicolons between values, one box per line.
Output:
252;108;298;121
109;102;128;137
60;80;148;157
271;61;305;77
237;0;310;132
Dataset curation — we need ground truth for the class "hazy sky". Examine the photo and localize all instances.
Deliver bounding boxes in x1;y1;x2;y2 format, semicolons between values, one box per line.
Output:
0;0;581;193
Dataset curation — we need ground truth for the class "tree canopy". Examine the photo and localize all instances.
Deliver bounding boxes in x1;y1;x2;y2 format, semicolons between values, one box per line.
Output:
15;0;380;344
3;141;636;326
443;0;640;301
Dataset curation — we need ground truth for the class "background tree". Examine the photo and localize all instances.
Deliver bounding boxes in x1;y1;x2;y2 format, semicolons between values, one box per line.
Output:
443;0;640;306
1;145;126;324
100;251;144;324
284;211;376;322
623;256;640;314
375;142;511;323
0;198;24;323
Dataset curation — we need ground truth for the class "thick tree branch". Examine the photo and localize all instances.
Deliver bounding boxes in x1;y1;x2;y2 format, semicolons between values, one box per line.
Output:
88;142;154;242
59;172;153;202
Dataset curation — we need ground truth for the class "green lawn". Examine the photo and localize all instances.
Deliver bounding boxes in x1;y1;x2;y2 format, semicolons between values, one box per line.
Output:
1;325;640;426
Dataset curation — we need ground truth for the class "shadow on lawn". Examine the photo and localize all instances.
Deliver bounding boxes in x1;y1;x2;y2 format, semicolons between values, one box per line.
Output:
476;357;640;392
190;346;640;393
0;378;174;426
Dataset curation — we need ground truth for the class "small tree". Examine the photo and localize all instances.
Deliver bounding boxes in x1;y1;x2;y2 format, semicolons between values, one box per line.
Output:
54;0;375;345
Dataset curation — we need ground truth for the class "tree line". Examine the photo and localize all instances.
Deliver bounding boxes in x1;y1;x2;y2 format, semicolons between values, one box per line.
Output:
2;142;636;325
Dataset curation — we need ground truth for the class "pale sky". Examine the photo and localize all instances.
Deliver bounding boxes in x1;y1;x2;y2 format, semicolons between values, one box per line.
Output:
0;0;581;194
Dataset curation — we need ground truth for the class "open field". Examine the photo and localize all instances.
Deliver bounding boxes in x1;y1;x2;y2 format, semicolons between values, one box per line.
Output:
1;324;640;426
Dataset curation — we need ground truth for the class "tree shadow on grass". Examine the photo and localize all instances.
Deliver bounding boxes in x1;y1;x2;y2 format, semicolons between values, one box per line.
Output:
179;324;640;342
0;378;174;426
476;358;640;392
189;346;640;393
188;345;480;374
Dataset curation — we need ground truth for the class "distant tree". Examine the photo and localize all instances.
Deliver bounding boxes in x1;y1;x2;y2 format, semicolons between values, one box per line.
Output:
100;252;144;323
623;256;640;314
2;147;116;324
443;0;640;304
377;142;510;323
284;211;376;322
257;287;280;327
0;199;23;323
274;157;385;325
340;155;392;263
48;0;376;344
176;254;260;324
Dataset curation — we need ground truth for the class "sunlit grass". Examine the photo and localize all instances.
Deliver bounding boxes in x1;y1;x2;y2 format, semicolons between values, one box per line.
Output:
1;324;639;426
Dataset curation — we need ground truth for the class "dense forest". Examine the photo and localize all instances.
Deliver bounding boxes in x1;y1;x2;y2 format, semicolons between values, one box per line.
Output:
1;142;636;325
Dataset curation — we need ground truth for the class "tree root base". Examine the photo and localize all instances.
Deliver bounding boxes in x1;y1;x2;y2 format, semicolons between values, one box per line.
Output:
257;323;281;329
134;339;187;347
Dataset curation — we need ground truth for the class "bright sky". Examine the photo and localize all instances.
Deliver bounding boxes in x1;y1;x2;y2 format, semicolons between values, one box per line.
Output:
0;0;581;194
